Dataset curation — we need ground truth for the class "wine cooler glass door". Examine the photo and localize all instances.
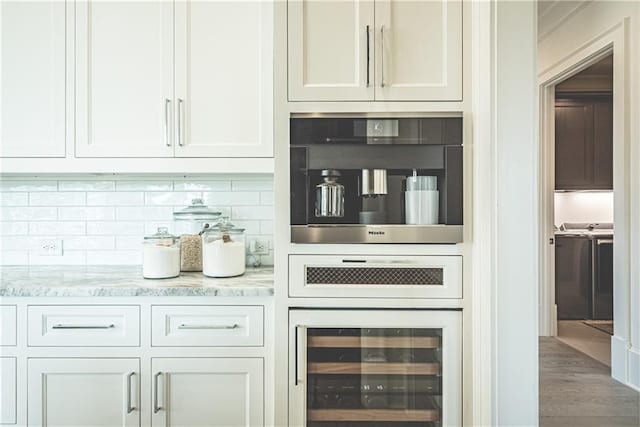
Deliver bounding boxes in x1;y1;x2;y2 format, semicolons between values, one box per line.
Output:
289;310;462;427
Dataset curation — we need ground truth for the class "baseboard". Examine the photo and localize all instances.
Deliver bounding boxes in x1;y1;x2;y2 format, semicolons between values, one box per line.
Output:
611;334;627;382
629;347;640;391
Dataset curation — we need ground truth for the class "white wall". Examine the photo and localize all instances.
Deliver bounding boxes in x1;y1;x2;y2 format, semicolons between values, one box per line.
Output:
0;175;273;266
554;191;614;225
538;0;640;389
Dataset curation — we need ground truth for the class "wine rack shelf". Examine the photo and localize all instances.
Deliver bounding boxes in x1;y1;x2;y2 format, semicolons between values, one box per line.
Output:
308;362;440;375
308;408;441;422
307;336;440;349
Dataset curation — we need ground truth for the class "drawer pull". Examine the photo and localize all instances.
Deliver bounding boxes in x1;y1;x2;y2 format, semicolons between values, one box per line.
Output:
126;372;136;414
52;324;116;329
177;323;239;330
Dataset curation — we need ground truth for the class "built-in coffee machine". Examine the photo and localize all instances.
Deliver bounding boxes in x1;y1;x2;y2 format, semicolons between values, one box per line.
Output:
290;115;463;243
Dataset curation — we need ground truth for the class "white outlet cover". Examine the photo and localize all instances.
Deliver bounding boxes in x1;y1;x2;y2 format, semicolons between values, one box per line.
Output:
38;239;63;256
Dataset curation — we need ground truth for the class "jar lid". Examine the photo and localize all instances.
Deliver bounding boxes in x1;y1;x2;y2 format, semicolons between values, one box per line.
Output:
205;216;245;234
144;227;178;242
173;198;222;221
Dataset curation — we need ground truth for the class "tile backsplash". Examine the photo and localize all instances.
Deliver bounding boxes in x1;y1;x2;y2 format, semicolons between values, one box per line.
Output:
554;191;614;226
0;175;273;266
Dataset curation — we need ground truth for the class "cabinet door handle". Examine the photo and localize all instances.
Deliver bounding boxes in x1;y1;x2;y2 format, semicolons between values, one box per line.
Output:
153;372;163;413
177;98;184;146
380;25;386;88
178;323;239;330
52;324;115;329
126;372;136;414
164;98;171;147
366;25;371;87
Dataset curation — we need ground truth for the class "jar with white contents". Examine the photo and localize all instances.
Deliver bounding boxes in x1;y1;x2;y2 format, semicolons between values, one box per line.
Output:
142;227;180;279
202;217;246;278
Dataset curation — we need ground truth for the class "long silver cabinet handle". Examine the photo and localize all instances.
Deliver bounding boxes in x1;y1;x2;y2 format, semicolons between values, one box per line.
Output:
366;25;371;87
380;25;386;88
597;239;613;245
153;372;163;413
126;372;136;414
52;324;115;329
178;323;239;330
177;98;184;146
164;98;171;147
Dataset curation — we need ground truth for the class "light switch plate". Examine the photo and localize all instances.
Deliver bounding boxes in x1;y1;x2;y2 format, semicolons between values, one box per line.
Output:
38;239;63;256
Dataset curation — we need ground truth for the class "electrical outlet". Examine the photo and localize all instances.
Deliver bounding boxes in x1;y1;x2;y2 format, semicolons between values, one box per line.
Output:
248;239;269;255
38;239;63;256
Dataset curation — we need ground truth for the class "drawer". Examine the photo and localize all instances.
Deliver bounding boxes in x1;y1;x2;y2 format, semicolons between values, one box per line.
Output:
0;306;17;346
28;305;140;347
289;255;462;299
0;357;16;424
152;305;263;347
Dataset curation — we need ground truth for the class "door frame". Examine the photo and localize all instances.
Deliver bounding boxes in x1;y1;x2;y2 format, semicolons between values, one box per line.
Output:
537;21;630;380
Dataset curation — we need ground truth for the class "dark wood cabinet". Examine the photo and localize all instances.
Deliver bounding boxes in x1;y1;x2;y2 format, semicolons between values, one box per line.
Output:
555;95;613;190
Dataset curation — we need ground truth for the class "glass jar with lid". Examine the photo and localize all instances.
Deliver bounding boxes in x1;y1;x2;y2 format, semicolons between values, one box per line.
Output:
173;199;221;272
142;227;180;279
202;217;246;277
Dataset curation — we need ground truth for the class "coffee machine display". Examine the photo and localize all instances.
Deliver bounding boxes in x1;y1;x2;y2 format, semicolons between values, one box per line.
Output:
290;115;463;244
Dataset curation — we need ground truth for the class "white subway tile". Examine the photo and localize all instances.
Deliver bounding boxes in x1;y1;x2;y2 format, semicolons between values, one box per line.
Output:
231;206;273;220
260;191;274;205
174;181;231;191
0;193;28;206
87;192;144;206
1;207;57;221
116;181;173;191
116;206;174;221
0;250;29;265
0;236;39;251
1;222;28;235
203;192;259;206
231;180;273;191
259;252;274;266
87;250;141;265
0;181;57;192
144;192;202;206
29;251;86;266
58;181;115;191
229;220;261;234
30;192;85;206
59;207;115;221
62;236;115;250
29;222;86;235
260;220;273;234
115;236;142;250
87;221;144;236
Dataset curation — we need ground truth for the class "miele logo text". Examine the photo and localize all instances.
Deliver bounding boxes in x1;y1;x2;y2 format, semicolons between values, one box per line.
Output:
368;231;386;236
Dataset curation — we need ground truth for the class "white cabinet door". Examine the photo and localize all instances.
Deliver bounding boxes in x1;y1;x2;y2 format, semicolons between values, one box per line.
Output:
174;1;273;158
75;1;174;158
28;358;139;427
152;358;263;427
288;0;374;101
0;357;16;424
0;0;66;157
375;0;462;101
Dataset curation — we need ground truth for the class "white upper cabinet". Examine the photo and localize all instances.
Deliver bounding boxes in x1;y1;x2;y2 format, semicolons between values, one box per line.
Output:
174;1;273;158
288;0;374;101
75;0;174;158
287;0;462;102
375;0;462;101
0;0;66;157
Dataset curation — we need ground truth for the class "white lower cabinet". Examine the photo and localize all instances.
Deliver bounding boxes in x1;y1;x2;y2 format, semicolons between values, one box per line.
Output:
151;358;264;427
27;358;140;427
0;357;16;425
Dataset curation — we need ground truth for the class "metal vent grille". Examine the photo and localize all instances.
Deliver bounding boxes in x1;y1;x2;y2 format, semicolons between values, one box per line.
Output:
306;267;444;286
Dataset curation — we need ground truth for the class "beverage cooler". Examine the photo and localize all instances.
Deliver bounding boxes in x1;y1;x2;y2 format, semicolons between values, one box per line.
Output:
289;310;462;426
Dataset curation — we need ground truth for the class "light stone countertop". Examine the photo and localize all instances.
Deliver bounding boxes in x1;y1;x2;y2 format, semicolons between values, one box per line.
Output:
0;266;274;297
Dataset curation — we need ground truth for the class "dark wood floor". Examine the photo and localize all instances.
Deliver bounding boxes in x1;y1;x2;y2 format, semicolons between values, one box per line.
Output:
539;337;640;427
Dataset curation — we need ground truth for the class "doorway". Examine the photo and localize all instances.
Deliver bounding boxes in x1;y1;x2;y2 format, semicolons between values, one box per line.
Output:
553;55;614;366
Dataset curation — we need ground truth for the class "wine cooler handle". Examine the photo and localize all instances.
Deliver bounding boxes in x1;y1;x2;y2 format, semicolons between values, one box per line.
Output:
294;325;306;386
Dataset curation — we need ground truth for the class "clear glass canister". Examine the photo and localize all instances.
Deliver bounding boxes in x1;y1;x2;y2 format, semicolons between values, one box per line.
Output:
173;199;221;272
142;227;180;279
202;217;246;278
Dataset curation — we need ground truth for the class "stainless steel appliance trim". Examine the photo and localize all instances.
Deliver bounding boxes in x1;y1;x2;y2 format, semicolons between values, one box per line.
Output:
291;225;463;244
